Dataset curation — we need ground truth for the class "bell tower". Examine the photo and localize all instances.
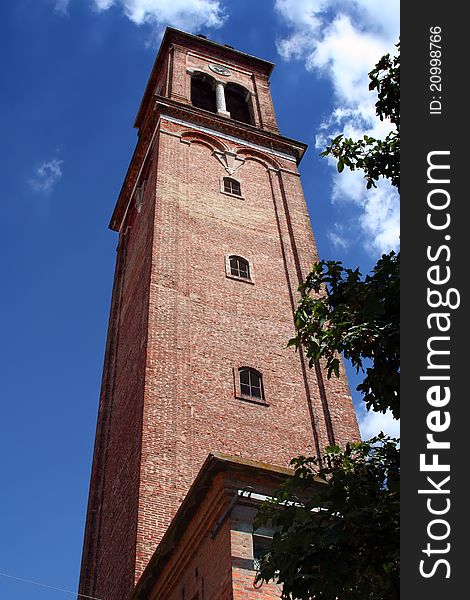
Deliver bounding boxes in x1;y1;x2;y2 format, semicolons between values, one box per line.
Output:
78;28;359;600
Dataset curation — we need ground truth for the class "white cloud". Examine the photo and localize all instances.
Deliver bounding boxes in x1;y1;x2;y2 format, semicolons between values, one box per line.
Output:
327;168;399;255
54;0;70;15
327;223;350;251
357;405;400;440
94;0;115;9
275;0;400;254
29;159;63;194
307;15;386;106
360;185;400;253
91;0;226;34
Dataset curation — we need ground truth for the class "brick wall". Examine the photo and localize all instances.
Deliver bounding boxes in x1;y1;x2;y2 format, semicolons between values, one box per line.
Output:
132;120;359;583
78;153;157;600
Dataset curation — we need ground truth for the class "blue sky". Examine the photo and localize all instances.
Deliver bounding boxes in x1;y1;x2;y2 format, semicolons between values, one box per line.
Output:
0;1;398;598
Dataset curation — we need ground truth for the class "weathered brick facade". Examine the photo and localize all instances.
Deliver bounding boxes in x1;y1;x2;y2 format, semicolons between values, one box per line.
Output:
78;28;359;600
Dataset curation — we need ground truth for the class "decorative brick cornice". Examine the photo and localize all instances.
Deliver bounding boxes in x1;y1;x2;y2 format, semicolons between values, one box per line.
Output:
109;99;308;232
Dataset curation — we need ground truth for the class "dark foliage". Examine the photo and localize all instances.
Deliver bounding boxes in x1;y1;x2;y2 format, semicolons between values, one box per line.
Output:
255;436;400;600
320;43;400;191
291;251;400;418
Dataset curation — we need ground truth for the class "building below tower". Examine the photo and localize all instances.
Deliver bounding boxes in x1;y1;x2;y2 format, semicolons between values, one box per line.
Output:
131;453;321;600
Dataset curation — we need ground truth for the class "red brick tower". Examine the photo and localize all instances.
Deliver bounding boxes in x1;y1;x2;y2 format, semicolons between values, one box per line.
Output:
78;28;359;600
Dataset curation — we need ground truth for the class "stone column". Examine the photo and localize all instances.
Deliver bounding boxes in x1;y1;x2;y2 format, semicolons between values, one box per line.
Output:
215;81;230;117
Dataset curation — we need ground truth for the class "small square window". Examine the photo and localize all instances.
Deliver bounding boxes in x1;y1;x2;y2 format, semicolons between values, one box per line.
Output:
234;366;268;405
229;256;251;280
239;368;263;401
222;177;242;196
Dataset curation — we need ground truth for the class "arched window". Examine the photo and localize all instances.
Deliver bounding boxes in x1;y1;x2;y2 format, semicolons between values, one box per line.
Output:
191;73;217;113
239;367;263;400
223;177;241;196
225;83;253;124
229;255;250;280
